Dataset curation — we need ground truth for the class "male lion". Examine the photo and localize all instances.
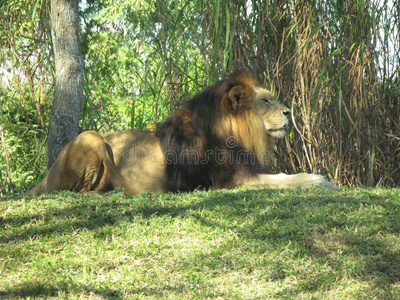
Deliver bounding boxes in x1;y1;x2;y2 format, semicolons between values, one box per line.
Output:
31;72;337;195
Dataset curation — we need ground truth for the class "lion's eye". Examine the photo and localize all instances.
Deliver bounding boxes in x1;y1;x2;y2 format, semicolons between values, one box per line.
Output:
263;98;271;105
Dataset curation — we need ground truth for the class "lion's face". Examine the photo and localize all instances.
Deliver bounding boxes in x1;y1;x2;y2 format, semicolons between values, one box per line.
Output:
253;87;290;138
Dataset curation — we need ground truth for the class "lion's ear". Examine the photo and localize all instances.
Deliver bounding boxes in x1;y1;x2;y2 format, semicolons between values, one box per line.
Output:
228;85;254;110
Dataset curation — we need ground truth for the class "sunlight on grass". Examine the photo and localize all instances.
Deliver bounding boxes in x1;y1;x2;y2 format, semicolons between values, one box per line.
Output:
1;188;400;299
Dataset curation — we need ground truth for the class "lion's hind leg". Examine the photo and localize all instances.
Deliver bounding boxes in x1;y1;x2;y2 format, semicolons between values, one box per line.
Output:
30;131;114;195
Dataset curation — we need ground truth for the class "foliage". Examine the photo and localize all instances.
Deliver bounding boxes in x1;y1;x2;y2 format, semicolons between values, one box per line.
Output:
1;188;400;298
0;0;399;193
0;108;47;195
80;0;210;132
0;0;51;194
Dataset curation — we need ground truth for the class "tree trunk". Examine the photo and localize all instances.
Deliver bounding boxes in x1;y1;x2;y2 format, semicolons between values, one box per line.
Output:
47;0;84;169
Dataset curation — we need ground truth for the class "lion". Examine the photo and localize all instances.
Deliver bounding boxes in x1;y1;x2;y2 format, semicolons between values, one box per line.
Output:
30;72;337;195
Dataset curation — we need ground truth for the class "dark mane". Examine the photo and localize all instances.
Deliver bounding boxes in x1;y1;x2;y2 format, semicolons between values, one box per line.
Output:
155;73;268;192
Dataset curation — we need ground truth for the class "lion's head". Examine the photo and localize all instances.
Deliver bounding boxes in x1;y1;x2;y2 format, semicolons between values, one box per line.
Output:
252;87;290;139
213;73;290;167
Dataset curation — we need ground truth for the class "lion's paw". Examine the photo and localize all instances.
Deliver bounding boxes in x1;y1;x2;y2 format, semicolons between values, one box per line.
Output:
318;180;339;189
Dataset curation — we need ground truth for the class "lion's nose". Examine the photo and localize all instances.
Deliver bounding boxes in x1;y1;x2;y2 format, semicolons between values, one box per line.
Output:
282;109;291;117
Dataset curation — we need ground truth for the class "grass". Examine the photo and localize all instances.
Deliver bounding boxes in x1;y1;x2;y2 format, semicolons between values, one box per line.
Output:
1;187;400;299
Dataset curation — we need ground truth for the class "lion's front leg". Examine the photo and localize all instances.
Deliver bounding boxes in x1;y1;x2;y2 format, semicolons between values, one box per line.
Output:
243;173;338;189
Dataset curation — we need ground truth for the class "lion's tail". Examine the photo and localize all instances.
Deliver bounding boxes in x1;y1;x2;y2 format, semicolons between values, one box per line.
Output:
103;153;138;196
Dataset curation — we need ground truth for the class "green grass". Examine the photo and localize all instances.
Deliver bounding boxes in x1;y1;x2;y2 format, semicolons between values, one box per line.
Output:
1;188;400;299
